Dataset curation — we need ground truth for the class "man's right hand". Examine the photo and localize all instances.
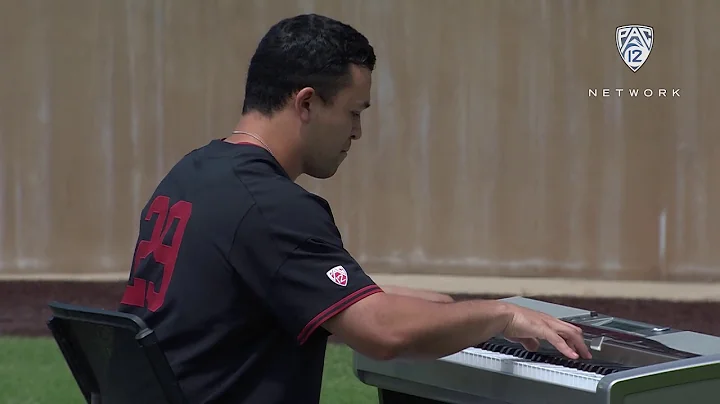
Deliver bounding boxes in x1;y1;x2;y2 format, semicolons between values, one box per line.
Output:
500;304;593;360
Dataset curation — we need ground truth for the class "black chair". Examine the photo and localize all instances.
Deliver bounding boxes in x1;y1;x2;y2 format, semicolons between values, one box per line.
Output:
46;301;189;404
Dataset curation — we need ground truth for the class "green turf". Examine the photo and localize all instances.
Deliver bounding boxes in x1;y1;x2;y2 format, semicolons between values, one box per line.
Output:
0;337;377;403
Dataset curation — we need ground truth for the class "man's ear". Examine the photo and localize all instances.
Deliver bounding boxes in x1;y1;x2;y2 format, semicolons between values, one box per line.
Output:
294;87;315;122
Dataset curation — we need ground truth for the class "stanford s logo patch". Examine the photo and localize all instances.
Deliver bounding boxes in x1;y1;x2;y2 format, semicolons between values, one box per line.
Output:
326;266;348;287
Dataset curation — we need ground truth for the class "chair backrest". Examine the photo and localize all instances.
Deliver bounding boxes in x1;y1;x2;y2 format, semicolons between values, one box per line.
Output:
46;301;188;404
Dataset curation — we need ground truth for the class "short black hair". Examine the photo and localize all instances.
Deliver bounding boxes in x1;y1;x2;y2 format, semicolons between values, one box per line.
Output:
241;14;376;116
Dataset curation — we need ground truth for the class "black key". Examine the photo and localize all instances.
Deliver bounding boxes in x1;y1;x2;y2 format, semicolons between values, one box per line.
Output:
476;338;635;375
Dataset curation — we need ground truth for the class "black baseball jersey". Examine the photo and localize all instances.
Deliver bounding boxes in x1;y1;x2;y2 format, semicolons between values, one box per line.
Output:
118;139;383;403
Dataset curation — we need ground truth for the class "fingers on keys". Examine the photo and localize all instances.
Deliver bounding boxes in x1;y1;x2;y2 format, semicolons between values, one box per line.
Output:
561;321;592;359
545;320;592;360
545;332;580;359
572;336;593;359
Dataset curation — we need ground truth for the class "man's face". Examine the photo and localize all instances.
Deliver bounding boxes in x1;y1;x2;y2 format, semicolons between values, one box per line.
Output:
300;65;372;179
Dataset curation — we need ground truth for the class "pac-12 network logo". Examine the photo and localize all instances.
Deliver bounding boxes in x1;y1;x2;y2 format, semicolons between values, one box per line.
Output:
616;25;653;72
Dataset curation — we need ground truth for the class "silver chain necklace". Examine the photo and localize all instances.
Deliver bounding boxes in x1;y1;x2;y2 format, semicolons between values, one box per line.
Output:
231;130;274;156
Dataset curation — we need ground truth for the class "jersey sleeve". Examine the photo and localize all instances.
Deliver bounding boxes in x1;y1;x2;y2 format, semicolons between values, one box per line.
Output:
229;191;383;345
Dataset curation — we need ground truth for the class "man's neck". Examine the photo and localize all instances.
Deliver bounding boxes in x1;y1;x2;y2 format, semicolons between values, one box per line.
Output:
228;113;303;181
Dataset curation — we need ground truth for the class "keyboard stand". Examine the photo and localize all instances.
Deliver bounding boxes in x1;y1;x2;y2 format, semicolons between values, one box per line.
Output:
378;389;510;404
378;390;447;404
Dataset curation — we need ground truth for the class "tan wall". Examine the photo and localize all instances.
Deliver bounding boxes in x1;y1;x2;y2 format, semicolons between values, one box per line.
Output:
1;0;719;282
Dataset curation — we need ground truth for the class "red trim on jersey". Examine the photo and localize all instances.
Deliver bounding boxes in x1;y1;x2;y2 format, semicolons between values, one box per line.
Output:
297;284;383;345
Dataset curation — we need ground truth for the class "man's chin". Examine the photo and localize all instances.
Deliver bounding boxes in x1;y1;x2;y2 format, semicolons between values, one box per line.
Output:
304;155;347;179
305;166;339;180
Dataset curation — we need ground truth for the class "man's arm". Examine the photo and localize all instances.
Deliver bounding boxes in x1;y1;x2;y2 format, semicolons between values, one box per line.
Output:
328;285;453;346
241;191;587;362
322;291;591;362
380;285;454;303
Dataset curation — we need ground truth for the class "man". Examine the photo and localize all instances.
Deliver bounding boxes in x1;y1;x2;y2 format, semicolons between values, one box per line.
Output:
118;13;591;404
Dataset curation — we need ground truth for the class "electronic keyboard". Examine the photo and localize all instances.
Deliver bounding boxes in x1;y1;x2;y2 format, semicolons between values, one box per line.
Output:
353;296;720;404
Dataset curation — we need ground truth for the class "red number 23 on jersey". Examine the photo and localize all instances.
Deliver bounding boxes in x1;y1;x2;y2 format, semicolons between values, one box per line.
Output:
121;195;192;312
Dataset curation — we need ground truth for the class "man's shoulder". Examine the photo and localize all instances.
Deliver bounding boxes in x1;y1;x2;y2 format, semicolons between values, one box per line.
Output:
161;139;338;237
159;140;287;201
245;178;336;233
